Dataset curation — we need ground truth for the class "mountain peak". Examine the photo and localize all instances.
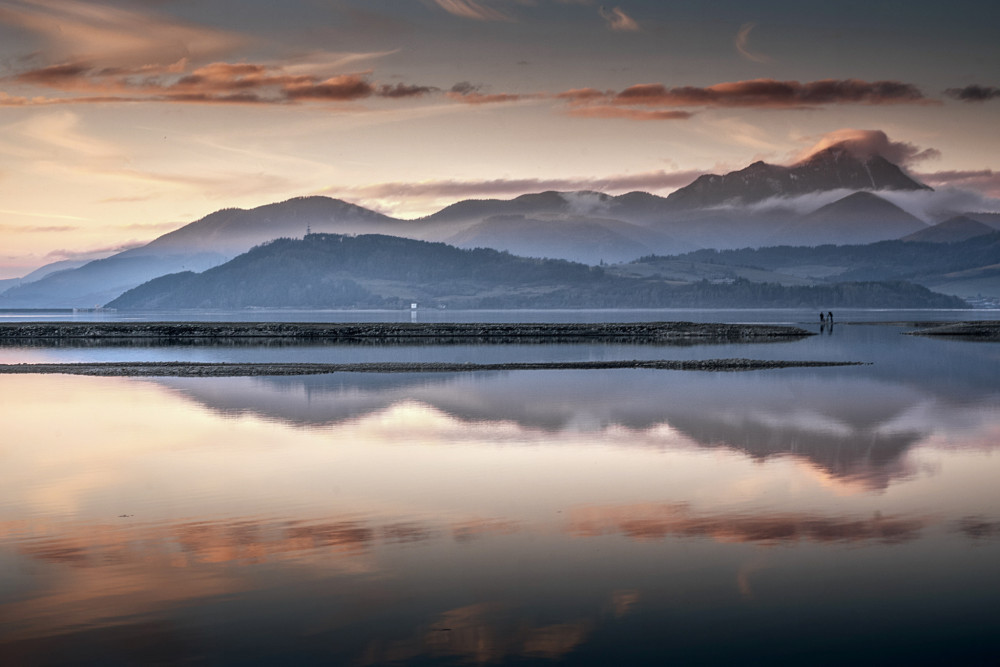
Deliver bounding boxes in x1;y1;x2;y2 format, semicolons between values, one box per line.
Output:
666;143;930;209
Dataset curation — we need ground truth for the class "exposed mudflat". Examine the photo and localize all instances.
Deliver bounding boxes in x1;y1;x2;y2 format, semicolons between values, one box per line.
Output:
904;321;1000;341
0;321;812;345
0;359;865;377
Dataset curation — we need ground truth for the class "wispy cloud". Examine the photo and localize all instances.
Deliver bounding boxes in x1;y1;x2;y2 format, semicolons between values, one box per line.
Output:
0;1;420;108
797;129;940;167
45;241;145;260
325;169;707;213
0;0;247;68
0;207;89;222
15;110;120;158
599;6;638;32
734;23;772;63
564;105;694;120
944;84;1000;102
0;222;79;232
914;169;1000;198
433;0;511;21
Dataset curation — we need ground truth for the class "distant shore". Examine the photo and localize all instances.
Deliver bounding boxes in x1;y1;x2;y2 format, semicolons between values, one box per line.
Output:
0;321;813;344
0;359;866;377
849;321;1000;341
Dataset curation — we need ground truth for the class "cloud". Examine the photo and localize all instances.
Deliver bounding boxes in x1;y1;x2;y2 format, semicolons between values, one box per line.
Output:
447;91;531;104
554;79;931;121
87;167;298;199
735;22;772;63
612;79;928;108
446;81;536;105
433;0;511;21
0;0;247;69
874;188;1000;220
914;169;1000;197
15;110;121;159
797;129;941;167
44;240;146;260
564;105;694;120
110;221;184;232
599;6;639;31
283;74;375;101
0;223;78;232
0;0;413;108
6;58;440;106
944;84;1000;102
555;88;608;103
377;83;440;98
449;81;481;95
0;206;90;222
328;169;707;209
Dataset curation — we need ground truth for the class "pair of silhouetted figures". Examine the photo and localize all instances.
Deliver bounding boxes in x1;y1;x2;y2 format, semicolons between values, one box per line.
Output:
820;311;834;334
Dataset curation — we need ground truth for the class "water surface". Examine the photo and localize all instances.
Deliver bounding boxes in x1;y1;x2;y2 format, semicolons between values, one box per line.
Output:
1;311;999;665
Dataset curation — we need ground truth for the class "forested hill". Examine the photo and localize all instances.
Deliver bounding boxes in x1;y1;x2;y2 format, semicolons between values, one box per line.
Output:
659;233;1000;282
107;233;967;310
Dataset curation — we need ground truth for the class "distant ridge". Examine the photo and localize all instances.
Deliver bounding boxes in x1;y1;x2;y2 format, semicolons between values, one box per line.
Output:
107;233;965;310
902;216;996;243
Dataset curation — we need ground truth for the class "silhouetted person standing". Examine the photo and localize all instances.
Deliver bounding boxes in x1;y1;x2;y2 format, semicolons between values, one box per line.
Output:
828;311;834;323
820;312;825;324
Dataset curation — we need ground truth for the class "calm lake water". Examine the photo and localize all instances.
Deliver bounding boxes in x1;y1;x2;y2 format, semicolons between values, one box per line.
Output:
2;310;999;665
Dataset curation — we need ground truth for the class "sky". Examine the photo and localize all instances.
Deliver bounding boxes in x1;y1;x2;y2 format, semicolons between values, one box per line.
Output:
0;0;998;278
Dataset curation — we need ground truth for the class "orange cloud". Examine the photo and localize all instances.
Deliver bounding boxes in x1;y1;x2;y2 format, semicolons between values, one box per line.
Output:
284;74;375;101
555;78;930;118
798;129;940;167
6;59;438;106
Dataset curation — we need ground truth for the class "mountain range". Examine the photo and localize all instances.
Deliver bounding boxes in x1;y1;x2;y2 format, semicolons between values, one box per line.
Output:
107;233;965;311
632;231;1000;299
3;139;997;308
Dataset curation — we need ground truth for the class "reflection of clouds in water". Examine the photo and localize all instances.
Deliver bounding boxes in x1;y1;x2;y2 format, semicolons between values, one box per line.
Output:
3;504;996;660
956;517;1000;541
568;503;927;545
363;601;594;665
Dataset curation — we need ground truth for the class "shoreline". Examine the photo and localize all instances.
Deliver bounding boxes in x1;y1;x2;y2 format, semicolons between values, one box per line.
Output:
0;321;813;344
0;359;867;377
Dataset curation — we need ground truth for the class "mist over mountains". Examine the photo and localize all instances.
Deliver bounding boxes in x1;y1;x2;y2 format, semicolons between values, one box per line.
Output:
107;233;964;310
3;139;998;309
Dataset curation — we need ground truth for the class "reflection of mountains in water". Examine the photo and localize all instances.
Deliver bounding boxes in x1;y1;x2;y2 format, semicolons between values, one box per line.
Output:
154;361;1000;490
